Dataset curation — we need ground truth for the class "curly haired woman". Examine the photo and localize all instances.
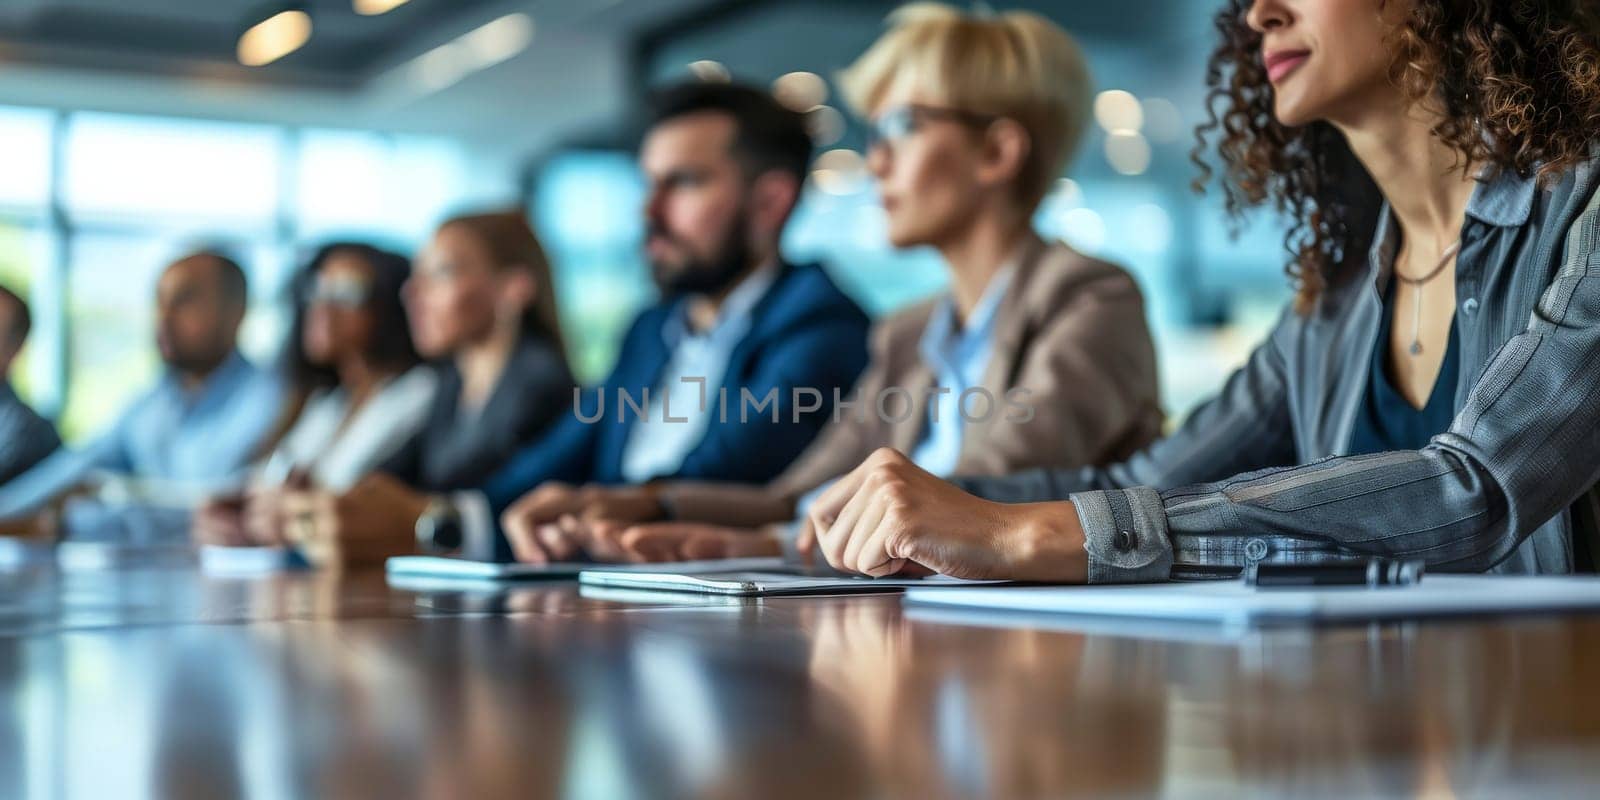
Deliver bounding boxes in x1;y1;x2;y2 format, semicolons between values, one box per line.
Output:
806;0;1600;582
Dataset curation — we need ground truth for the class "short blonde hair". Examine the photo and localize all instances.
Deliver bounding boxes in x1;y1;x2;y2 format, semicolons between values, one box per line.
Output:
838;3;1093;210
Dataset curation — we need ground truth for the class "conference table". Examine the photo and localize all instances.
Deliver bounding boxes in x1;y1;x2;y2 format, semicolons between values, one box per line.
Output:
4;560;1600;799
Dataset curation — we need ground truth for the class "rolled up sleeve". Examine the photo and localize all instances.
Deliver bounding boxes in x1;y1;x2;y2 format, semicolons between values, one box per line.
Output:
1068;487;1173;583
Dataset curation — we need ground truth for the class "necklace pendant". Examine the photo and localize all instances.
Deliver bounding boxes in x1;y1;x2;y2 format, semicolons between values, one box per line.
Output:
1409;341;1424;356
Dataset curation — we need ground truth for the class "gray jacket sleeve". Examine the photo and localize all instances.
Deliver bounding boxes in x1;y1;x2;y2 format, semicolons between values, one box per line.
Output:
950;303;1302;584
965;185;1600;583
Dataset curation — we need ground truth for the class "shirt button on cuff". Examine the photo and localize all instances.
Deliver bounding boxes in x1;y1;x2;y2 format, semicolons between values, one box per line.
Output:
1244;538;1270;562
1114;529;1135;552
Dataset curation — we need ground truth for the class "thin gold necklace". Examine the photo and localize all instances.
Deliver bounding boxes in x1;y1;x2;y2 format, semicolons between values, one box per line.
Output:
1395;240;1462;356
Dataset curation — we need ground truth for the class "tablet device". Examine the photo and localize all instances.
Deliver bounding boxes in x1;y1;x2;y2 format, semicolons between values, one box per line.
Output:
577;566;1003;596
384;555;789;584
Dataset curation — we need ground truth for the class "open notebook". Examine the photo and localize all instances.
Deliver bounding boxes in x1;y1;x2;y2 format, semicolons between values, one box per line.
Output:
904;575;1600;625
577;566;1004;597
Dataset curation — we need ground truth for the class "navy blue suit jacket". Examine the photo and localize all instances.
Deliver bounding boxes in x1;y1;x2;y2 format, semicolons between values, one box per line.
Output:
479;262;870;557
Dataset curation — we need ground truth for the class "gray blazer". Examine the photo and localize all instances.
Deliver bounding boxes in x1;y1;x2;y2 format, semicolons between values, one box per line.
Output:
380;336;574;493
957;158;1600;582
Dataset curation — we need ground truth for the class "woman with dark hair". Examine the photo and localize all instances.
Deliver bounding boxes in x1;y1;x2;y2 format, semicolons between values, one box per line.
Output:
379;210;575;491
194;242;434;550
257;242;435;490
805;0;1600;582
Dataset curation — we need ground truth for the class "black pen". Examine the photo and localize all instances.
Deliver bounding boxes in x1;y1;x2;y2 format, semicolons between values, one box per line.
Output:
1243;558;1425;588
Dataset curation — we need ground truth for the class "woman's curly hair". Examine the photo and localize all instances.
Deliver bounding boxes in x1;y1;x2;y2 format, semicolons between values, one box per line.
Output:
1193;0;1600;313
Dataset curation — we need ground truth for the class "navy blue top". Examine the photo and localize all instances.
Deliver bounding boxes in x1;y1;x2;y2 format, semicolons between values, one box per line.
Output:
1348;282;1460;455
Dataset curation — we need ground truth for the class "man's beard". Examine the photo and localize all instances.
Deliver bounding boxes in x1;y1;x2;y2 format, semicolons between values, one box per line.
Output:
160;336;228;377
649;207;756;296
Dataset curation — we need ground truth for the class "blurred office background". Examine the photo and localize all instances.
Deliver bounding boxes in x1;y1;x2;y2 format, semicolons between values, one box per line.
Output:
0;0;1293;442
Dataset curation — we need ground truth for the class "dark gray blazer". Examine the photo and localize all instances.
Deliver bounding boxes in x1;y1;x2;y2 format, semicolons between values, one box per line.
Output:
958;157;1600;582
0;382;60;487
380;336;574;493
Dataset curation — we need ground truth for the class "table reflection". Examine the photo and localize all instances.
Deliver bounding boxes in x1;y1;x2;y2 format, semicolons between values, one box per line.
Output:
867;607;1600;797
3;567;1600;798
801;600;1167;799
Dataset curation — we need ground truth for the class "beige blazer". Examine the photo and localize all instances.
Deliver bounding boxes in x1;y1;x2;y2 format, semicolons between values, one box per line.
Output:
661;236;1164;526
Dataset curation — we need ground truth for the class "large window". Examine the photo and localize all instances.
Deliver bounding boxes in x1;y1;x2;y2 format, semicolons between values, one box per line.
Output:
533;151;652;382
0;105;512;441
63;115;283;230
297;131;477;242
0;108;52;212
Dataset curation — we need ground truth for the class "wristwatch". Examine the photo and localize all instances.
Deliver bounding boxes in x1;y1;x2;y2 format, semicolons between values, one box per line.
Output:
415;498;464;555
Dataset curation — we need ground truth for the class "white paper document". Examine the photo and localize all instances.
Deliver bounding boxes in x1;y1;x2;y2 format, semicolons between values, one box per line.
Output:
904;575;1600;625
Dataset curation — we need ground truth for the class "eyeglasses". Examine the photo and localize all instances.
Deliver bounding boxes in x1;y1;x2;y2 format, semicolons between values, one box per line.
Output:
303;276;372;309
864;104;1000;152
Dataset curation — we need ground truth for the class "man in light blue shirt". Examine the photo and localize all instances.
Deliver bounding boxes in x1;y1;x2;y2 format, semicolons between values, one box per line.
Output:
618;262;779;483
0;253;283;522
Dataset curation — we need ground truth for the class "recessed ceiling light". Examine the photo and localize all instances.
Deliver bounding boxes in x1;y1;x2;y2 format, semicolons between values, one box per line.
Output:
459;14;535;67
772;71;828;112
1093;89;1143;134
805;105;845;147
237;7;313;67
812;149;866;195
688;60;730;83
396;13;535;96
1104;131;1152;175
354;0;411;15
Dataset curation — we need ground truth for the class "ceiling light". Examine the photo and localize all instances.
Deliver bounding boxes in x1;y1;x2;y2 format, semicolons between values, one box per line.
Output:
773;71;828;112
688;60;730;83
459;14;535;68
354;0;411;15
409;43;471;93
238;8;313;67
1093;89;1143;134
805;105;845;147
1105;131;1152;176
398;14;534;96
812;149;866;195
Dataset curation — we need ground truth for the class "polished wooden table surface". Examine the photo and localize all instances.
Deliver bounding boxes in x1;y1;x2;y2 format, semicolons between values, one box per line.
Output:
5;562;1600;799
